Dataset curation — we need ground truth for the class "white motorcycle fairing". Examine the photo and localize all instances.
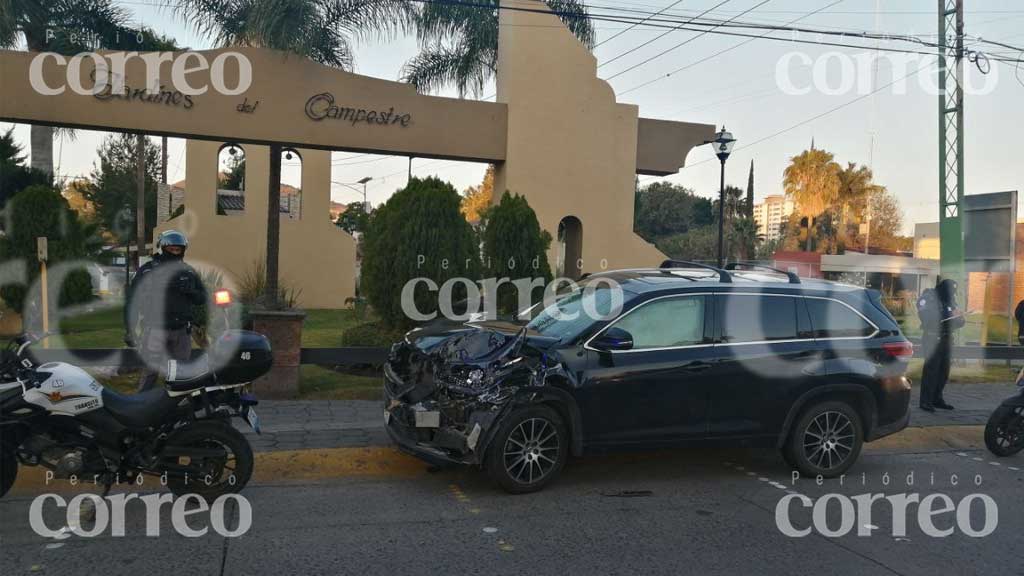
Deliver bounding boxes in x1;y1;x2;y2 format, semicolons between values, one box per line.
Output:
22;362;105;417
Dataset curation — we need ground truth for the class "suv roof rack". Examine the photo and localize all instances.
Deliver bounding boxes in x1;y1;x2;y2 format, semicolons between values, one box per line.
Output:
725;261;801;284
659;260;732;283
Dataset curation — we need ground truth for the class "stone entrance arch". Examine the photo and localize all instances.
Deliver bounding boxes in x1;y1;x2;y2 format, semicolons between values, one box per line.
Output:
0;1;714;307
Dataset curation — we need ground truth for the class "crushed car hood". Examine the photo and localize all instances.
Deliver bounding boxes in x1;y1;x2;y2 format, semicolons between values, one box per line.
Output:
387;321;563;402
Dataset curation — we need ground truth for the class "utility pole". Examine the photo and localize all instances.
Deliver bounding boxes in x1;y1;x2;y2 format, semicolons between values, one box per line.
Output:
938;0;965;285
135;134;146;271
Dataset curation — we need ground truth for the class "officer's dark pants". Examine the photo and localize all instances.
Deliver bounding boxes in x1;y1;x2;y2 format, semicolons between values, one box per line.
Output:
920;333;952;407
137;327;193;393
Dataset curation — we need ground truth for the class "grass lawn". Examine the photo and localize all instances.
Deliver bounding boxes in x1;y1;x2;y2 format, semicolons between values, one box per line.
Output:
12;306;367;349
92;365;381;400
905;357;1019;384
297;365;381;400
896;312;1017;345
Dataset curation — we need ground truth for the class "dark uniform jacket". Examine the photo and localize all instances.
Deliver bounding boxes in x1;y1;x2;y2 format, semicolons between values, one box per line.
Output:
124;254;206;334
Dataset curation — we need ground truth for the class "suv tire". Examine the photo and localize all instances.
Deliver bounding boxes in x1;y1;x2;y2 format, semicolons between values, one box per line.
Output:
485;405;568;494
786;400;863;478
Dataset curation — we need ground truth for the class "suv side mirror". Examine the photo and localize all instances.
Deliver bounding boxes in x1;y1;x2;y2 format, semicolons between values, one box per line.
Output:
591;327;634;351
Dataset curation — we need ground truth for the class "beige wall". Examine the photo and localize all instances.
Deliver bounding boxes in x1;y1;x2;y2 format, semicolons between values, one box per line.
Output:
155;141;356;309
493;0;710;273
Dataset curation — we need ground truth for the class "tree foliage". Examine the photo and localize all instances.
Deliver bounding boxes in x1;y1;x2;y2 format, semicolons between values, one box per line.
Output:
402;0;595;96
779;149;905;255
219;154;246;192
80;134;161;244
0;128;51;208
461;164;494;223
655;227;718;263
0;185;99;314
634;181;712;242
335;202;370;234
362;177;481;328
480;192;552;314
173;0;414;69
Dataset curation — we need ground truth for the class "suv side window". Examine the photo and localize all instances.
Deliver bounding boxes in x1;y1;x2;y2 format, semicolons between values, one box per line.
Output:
718;294;799;343
805;298;876;338
612;295;706;350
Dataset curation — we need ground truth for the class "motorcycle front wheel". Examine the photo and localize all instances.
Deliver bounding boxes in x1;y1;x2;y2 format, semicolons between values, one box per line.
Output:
159;421;254;501
985;405;1024;457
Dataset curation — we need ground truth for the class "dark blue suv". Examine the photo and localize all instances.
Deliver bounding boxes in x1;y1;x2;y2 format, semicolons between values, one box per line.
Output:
384;262;913;493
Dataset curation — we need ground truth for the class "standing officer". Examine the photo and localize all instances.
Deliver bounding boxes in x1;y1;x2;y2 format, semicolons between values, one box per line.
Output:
124;230;206;392
918;278;964;412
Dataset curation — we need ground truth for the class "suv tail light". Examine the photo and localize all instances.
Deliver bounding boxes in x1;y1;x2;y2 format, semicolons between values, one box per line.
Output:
882;341;914;359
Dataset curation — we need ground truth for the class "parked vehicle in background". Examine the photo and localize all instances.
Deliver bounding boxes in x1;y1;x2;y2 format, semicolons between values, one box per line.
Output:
383;262;913;493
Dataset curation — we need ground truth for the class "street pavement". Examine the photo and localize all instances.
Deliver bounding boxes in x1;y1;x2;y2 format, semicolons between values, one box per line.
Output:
2;382;1022;575
3;440;1023;575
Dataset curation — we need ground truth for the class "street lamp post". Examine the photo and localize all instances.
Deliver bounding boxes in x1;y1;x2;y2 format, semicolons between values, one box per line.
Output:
707;127;736;268
332;177;373;211
358;176;373;210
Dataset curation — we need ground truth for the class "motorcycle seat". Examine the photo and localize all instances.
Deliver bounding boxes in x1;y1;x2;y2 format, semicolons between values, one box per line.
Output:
165;355;213;393
102;387;182;429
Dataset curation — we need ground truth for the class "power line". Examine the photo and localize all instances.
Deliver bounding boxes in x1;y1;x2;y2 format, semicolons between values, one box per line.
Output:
598;0;735;70
618;0;844;95
592;0;688;48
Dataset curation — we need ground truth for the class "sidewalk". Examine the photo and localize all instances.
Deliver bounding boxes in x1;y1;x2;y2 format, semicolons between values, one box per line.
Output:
238;382;1019;453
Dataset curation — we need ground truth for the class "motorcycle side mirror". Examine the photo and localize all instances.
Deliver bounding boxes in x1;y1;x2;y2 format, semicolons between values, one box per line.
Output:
590;327;634;352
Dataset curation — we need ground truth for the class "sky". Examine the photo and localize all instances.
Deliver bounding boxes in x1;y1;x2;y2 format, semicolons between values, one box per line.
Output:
3;0;1024;235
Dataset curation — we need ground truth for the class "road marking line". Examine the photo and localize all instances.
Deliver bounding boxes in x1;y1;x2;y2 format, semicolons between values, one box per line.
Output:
746;472;756;477
989;462;1002;467
973;457;984;461
758;477;770;482
1009;467;1020;471
955;452;968;457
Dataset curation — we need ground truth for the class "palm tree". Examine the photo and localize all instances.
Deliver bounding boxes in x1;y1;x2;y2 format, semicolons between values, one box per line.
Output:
729;216;762;262
836;162;885;250
402;0;595;96
172;0;413;306
1;1;175;176
173;0;414;70
783;148;841;252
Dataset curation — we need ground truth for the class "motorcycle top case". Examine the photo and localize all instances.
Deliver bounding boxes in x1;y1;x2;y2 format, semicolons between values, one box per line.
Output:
212;330;273;385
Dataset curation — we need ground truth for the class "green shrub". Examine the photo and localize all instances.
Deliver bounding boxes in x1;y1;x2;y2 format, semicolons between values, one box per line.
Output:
0;185;100;315
480;192;552;314
362;177;480;328
58;268;96;308
340;321;406;347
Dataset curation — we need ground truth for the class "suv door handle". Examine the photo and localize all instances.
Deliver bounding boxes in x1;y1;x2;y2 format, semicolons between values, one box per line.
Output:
683;361;712;373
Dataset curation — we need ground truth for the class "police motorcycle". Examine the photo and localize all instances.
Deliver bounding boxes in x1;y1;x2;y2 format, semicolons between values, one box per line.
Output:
985;366;1024;457
0;290;271;501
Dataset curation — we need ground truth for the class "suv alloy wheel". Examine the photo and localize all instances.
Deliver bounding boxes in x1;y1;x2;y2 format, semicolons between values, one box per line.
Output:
485;405;568;494
786;401;864;478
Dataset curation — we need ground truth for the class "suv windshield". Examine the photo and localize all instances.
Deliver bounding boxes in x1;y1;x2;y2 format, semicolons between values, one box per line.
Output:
526;283;632;342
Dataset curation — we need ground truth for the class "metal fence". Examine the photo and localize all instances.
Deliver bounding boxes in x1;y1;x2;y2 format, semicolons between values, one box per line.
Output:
33;347;391;368
29;344;1024;367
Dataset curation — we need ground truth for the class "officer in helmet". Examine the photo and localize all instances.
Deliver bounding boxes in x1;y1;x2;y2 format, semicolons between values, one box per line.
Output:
124;230;206;392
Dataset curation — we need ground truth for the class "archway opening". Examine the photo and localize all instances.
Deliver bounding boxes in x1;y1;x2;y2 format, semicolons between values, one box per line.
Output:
558;216;583;280
217;143;245;216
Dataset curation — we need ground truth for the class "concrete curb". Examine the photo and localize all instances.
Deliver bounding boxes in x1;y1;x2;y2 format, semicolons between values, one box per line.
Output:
4;425;993;497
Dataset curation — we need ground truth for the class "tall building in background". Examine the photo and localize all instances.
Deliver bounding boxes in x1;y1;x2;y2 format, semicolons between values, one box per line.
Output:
753;195;794;243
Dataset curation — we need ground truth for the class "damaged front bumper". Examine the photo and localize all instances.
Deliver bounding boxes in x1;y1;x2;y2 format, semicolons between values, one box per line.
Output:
383;361;509;467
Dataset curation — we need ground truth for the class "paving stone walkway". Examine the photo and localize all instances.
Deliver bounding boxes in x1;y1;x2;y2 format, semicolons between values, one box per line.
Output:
236;383;1020;453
